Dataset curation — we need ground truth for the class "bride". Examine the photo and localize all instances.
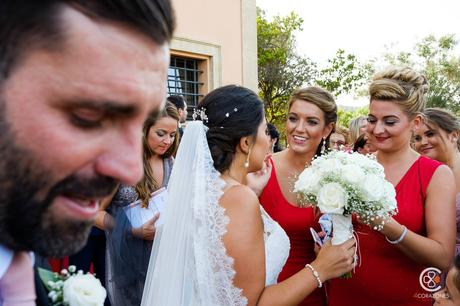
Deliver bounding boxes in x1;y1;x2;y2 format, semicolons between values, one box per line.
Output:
141;85;355;306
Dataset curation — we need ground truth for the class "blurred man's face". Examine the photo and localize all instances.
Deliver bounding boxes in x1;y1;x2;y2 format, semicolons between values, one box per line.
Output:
0;7;169;257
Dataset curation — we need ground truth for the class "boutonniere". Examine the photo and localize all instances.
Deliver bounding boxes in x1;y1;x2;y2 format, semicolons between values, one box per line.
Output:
38;265;107;306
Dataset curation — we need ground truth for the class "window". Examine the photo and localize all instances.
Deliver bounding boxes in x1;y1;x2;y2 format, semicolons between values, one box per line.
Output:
167;56;204;115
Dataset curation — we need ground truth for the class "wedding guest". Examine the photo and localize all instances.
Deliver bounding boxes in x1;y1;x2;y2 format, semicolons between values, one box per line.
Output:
348;115;367;144
0;1;174;304
96;103;179;306
352;134;372;155
167;95;188;138
329;125;350;151
142;85;356;306
433;255;460;305
327;67;456;305
248;86;338;306
413;108;460;255
267;123;283;153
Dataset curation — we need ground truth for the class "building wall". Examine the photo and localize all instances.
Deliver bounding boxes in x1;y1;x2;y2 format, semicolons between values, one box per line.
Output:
171;0;257;92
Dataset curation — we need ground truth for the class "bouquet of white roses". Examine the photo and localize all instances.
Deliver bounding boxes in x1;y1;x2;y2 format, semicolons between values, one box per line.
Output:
38;265;107;306
294;151;398;272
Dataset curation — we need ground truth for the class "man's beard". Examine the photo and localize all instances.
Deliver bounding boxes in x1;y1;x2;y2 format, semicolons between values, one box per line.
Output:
0;102;118;257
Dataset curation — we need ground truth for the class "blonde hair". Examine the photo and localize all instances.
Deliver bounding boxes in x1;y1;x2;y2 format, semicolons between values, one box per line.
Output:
349;116;367;144
288;86;337;155
135;102;179;207
369;67;429;119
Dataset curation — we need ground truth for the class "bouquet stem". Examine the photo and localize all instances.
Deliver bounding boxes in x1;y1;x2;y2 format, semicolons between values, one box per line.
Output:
330;214;354;278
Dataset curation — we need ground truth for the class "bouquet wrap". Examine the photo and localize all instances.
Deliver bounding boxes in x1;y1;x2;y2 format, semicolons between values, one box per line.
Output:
331;214;353;245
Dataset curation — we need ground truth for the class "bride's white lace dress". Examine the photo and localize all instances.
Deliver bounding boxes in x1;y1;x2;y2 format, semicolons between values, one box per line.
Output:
261;206;290;286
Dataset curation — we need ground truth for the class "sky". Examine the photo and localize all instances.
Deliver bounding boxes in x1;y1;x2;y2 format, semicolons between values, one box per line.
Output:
256;0;460;107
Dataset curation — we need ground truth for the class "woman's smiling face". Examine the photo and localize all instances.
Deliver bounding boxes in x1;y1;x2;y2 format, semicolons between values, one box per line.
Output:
286;99;332;154
366;100;414;153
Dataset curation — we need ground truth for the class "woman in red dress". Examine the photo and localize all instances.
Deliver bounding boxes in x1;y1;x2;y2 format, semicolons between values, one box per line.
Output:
251;86;337;306
327;67;457;305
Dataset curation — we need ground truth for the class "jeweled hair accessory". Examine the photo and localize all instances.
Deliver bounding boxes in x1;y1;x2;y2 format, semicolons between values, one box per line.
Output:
192;107;208;123
225;107;238;118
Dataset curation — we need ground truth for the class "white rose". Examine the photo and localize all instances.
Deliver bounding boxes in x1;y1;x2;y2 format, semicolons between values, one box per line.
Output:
317;158;342;176
341;164;365;185
295;168;320;193
361;174;384;202
63;274;107;306
317;182;347;214
382;181;397;210
361;157;384;175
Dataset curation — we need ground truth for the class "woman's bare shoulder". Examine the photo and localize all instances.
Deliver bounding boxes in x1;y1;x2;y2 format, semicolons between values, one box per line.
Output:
220;185;261;221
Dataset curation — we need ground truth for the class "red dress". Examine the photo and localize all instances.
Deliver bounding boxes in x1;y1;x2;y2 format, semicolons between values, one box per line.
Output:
327;156;441;306
260;159;326;306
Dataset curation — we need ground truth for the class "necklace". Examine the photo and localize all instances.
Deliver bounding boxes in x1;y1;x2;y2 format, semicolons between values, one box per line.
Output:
221;173;241;186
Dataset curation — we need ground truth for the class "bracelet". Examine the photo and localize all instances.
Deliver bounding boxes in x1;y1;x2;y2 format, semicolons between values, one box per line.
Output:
385;225;408;244
305;264;322;288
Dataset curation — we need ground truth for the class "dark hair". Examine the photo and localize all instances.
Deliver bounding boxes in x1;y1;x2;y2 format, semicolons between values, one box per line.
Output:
288;86;338;156
353;133;367;152
199;85;264;173
136;102;179;207
267;123;283;153
0;0;175;79
167;95;186;110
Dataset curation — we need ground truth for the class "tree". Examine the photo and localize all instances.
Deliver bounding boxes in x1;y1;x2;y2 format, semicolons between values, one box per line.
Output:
257;9;317;131
383;34;460;114
316;49;373;97
337;106;368;128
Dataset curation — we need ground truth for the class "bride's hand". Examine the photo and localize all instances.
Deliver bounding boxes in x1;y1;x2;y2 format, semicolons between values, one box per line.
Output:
311;238;356;281
246;154;272;196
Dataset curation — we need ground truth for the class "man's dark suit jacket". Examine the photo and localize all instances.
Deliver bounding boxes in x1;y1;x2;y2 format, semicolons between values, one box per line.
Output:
34;256;51;306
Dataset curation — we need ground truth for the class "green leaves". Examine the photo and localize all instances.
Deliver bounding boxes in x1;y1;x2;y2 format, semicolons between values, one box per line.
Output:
257;9;316;139
38;267;59;292
384;34;460;114
316;49;372;96
257;9;372;141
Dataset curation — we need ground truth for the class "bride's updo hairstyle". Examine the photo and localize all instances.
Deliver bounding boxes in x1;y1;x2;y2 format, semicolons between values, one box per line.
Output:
199;85;264;173
369;67;429;119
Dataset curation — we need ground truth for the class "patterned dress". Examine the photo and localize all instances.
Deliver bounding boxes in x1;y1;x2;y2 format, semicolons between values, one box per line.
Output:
105;157;173;306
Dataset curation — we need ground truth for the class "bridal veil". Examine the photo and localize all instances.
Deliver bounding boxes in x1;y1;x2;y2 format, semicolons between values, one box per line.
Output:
141;121;247;306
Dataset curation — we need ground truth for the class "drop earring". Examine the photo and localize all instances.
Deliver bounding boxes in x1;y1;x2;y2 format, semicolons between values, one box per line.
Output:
320;137;326;154
244;149;251;168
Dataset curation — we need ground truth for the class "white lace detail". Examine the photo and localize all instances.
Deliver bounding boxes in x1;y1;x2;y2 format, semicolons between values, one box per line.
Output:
260;206;290;286
141;121;247;306
141;122;289;305
192;124;247;306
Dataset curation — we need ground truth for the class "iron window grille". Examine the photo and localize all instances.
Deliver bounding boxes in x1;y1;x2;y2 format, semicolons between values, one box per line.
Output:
167;56;204;118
